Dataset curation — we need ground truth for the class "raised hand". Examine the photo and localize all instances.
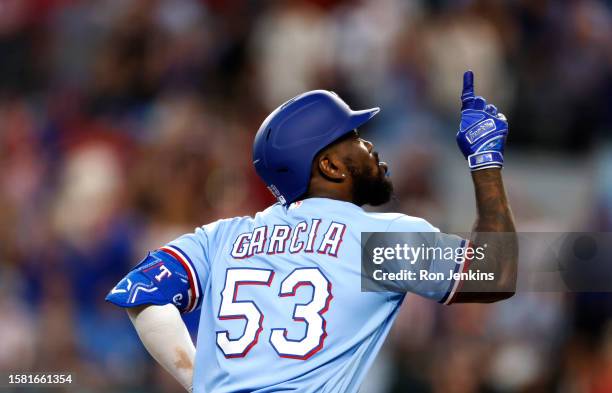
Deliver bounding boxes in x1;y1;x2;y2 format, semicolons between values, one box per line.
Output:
456;70;508;171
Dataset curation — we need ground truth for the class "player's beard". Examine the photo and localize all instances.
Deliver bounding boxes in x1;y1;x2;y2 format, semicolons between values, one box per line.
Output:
346;159;393;207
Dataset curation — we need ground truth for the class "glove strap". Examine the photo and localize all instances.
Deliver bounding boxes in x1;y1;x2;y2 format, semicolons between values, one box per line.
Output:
468;151;503;171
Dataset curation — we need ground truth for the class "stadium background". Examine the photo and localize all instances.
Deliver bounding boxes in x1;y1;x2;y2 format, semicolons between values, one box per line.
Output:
0;0;611;392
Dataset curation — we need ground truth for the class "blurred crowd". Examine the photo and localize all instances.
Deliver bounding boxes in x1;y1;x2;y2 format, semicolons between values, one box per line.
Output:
0;0;611;392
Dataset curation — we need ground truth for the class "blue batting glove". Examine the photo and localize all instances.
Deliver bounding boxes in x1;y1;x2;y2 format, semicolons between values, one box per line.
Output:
457;70;508;171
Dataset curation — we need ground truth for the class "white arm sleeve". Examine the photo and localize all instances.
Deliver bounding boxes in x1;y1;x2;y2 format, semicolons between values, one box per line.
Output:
127;304;195;392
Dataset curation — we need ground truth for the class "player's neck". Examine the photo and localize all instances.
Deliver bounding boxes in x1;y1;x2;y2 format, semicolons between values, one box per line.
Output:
302;187;357;206
303;174;361;205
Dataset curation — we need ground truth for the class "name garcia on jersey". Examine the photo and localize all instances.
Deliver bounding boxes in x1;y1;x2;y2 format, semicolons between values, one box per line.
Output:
230;219;346;259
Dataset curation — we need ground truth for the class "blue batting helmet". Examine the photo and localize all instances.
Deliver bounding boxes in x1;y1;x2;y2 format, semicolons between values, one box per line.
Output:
252;90;380;205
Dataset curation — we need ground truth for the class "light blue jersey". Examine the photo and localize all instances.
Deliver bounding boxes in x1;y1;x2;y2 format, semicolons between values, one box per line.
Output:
156;198;466;393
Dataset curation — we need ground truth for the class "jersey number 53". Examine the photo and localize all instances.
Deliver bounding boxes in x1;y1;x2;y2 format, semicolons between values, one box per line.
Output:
216;267;333;360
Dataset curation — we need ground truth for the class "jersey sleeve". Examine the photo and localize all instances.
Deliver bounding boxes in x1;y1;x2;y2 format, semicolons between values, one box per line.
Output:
105;249;195;312
162;229;209;313
106;222;221;313
385;216;471;305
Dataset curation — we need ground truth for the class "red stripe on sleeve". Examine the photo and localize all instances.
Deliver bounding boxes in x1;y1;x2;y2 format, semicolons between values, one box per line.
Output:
159;246;197;312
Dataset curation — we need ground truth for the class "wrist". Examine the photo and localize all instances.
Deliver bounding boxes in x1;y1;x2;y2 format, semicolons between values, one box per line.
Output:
468;151;503;171
471;167;503;184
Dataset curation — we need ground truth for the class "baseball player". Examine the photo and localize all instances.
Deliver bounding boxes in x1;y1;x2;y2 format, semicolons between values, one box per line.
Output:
106;70;517;392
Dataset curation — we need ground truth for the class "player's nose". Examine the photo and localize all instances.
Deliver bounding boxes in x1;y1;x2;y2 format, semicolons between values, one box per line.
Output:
362;139;373;153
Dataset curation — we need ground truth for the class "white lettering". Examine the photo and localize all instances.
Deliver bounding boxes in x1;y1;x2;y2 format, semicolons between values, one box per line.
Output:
267;225;291;254
155;265;172;282
317;223;346;257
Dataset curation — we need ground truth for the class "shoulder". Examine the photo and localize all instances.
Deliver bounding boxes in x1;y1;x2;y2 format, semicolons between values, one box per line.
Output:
201;216;252;233
200;207;276;234
169;215;257;262
361;212;439;233
198;204;281;237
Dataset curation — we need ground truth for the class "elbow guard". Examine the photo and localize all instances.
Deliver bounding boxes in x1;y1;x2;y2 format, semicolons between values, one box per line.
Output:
106;249;194;313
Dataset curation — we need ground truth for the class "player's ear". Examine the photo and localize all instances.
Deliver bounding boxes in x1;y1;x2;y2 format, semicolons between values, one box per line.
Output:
317;152;347;182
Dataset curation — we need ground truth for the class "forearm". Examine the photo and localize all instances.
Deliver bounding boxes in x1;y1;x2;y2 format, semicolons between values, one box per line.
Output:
472;169;515;233
456;169;518;302
127;304;195;392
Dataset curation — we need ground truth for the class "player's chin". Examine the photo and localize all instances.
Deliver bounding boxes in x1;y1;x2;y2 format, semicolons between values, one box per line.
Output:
368;177;394;206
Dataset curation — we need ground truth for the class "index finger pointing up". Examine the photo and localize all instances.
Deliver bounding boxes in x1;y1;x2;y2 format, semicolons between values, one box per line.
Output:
461;70;475;101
